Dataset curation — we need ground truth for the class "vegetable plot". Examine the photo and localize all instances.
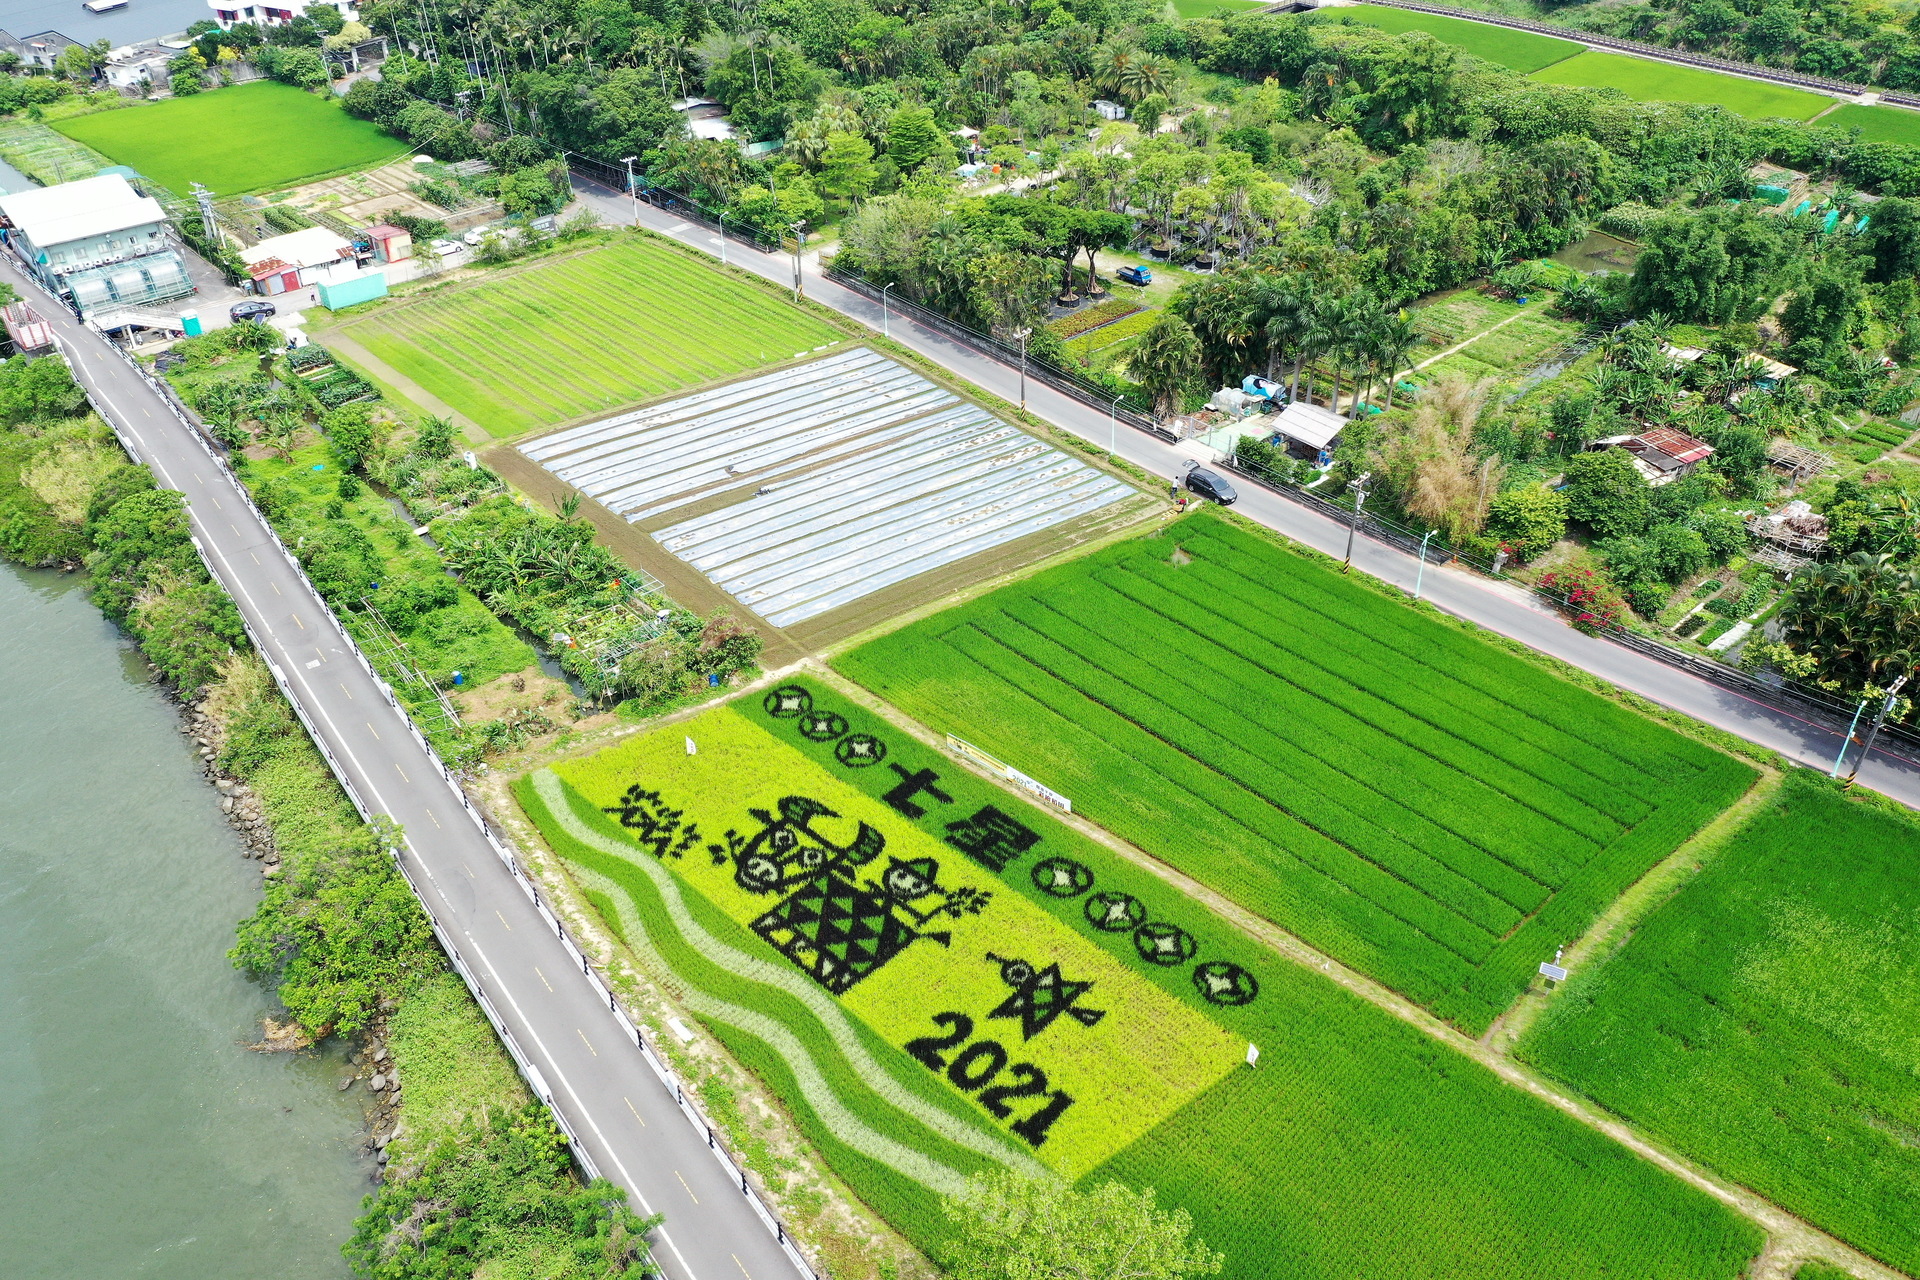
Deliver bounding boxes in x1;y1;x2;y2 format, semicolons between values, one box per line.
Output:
513;681;1762;1279
836;513;1755;1031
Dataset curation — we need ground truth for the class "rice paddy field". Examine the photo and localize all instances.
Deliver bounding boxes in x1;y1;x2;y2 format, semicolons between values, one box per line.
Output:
1519;773;1920;1274
1328;4;1581;73
1822;102;1920;147
336;238;842;438
513;677;1763;1279
835;513;1756;1033
52;82;408;197
1529;51;1835;122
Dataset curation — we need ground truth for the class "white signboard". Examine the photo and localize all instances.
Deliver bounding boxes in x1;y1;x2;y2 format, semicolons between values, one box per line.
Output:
947;734;1072;813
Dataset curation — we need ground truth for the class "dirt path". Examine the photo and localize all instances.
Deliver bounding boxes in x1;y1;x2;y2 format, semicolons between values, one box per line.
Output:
1342;300;1541;410
807;665;1910;1280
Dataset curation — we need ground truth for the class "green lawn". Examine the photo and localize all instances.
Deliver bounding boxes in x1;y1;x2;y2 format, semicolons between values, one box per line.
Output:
337;237;843;438
52;81;408;196
1823;102;1920;146
515;678;1764;1280
1519;773;1920;1275
834;512;1756;1034
1530;50;1835;121
1330;4;1582;73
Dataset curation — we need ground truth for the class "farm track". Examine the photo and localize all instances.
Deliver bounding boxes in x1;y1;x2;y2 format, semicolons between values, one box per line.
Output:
811;665;1907;1280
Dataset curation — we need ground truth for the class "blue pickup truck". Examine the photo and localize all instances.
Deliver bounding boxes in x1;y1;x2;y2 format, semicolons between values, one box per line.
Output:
1116;264;1152;286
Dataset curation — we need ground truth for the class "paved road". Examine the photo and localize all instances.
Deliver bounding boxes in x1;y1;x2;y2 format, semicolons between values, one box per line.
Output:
572;177;1920;811
1;254;804;1280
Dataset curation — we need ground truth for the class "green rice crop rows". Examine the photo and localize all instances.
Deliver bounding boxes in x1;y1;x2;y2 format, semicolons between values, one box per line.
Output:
517;679;1764;1279
341;238;840;437
1529;51;1834;123
1821;103;1920;147
53;82;408;197
1328;4;1582;74
1520;772;1920;1274
835;513;1754;1031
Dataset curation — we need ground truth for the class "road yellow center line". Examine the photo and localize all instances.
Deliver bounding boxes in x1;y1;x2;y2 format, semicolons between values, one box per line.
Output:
624;1096;646;1128
577;1028;598;1057
674;1170;699;1204
534;966;552;991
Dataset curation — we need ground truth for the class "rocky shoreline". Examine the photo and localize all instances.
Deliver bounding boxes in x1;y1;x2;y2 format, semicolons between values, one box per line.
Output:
176;689;406;1174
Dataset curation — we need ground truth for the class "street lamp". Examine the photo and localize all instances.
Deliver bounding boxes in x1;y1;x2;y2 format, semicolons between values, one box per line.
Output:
789;221;807;301
620;156;639;228
1843;673;1910;789
1109;394;1122;461
1012;326;1032;410
1412;528;1436;599
1342;470;1372;574
882;281;895;340
718;209;727;266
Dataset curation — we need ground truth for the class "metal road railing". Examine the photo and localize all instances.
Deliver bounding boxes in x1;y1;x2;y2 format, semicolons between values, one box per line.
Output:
1216;450;1920;755
824;263;1175;440
565;153;786;254
32;255;825;1279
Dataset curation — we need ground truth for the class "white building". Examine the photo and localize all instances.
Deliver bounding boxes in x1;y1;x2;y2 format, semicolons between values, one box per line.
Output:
242;226;354;295
0;174;192;312
207;0;358;30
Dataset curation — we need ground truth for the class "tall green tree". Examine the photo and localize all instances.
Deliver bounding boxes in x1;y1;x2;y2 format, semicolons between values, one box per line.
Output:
1131;313;1203;419
1561;446;1652;539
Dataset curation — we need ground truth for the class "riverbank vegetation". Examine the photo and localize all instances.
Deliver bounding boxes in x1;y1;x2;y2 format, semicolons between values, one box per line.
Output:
0;348;658;1279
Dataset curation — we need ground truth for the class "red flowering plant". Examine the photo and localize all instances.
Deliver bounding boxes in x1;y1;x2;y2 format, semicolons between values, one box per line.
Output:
1540;567;1626;635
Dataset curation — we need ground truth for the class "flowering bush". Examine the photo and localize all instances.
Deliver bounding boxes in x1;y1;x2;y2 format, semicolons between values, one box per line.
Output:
1541;567;1626;635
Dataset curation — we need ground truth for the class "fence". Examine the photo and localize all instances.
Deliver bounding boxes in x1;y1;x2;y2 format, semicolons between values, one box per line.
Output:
39;265;824;1280
565;153;787;253
1219;449;1920;756
1299;0;1920;107
824;263;1176;440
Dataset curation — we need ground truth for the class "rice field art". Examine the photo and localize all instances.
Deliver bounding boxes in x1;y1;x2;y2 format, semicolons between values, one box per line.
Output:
835;512;1757;1033
513;678;1763;1280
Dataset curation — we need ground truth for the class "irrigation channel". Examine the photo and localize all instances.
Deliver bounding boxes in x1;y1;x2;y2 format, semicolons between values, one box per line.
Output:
0;562;371;1279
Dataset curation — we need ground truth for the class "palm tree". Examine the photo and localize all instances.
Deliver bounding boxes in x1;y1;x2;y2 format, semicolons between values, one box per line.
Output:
1368;309;1424;411
1131;313;1203;420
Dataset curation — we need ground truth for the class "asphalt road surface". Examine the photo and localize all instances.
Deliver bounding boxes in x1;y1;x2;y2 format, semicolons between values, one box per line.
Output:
571;176;1920;811
0;255;807;1280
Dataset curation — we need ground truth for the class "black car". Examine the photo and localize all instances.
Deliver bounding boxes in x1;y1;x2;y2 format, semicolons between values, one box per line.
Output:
230;300;277;322
1185;467;1238;505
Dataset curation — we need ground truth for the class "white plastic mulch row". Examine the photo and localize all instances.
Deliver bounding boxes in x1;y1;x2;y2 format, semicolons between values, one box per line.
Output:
520;348;1135;627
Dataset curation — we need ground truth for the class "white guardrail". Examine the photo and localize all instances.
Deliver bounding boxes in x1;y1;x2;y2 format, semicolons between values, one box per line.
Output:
46;295;821;1280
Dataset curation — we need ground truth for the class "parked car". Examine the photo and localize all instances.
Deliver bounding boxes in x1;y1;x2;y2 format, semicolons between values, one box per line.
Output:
1116;264;1152;287
1185;467;1238;505
229;299;276;323
430;238;464;257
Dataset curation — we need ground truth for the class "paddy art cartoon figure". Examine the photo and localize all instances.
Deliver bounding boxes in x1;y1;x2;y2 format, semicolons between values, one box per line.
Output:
721;795;991;994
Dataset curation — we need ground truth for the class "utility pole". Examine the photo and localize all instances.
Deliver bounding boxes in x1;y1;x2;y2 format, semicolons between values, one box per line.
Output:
1413;528;1436;599
1108;394;1122;461
882;281;895;341
1013;326;1031;410
1343;471;1372;573
718;209;727;266
789;221;806;301
620;156;639;228
1830;695;1870;778
190;182;218;246
1843;673;1910;789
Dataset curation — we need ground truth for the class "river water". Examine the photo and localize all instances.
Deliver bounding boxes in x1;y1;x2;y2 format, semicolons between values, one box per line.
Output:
0;563;368;1278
